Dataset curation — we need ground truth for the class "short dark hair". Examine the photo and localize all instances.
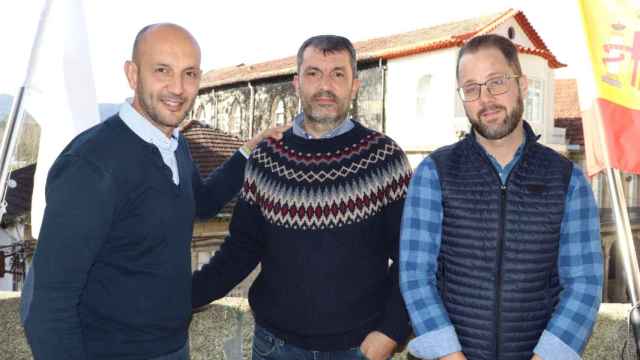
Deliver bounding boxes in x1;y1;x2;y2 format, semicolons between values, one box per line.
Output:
296;35;358;78
456;34;523;80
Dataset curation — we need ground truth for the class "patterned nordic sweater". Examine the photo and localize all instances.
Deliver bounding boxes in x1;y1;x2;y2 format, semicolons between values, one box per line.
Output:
192;121;413;351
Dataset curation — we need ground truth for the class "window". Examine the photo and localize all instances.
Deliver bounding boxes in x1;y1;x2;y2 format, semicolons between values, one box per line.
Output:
203;100;214;127
229;100;242;136
203;94;215;127
416;75;432;122
273;98;286;126
524;78;544;125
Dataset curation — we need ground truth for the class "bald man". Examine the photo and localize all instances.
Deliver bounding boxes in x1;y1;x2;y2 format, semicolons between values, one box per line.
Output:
21;23;286;360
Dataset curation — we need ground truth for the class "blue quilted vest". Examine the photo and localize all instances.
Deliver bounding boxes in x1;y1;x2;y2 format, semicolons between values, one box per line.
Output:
430;122;573;360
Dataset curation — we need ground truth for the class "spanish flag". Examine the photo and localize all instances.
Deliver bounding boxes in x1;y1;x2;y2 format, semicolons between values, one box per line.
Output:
579;0;640;176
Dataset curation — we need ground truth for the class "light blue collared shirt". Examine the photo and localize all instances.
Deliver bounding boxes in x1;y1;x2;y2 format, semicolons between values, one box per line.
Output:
292;113;354;139
483;140;525;184
119;100;181;185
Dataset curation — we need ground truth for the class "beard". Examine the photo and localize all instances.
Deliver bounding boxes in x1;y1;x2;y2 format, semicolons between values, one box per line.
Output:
137;86;193;131
301;90;350;126
467;93;524;141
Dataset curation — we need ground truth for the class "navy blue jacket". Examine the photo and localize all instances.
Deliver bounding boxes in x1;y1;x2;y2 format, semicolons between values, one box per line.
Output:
21;115;246;359
430;124;573;360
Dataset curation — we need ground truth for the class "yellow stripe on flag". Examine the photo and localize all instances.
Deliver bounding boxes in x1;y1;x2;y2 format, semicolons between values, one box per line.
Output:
579;0;640;110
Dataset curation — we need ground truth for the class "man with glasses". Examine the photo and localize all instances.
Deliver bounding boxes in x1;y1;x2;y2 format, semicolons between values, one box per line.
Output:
399;34;603;360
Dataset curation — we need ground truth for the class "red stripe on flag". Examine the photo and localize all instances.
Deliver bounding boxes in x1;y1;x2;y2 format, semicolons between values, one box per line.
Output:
598;98;640;175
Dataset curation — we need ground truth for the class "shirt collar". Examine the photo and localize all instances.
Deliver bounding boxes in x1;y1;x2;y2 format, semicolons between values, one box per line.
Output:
481;133;526;184
292;113;354;139
119;98;179;151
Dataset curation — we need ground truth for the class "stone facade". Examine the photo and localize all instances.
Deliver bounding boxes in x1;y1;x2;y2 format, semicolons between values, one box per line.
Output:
190;78;297;140
352;63;385;132
190;63;385;137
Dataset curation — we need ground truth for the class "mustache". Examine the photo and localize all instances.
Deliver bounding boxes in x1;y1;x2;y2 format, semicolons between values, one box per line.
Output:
161;94;186;104
312;91;337;101
477;104;506;117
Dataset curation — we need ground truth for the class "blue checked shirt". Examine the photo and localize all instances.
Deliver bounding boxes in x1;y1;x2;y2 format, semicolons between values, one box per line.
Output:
399;149;603;360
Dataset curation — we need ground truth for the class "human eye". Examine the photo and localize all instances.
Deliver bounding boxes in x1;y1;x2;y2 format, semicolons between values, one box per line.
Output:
185;69;201;80
489;77;507;87
155;66;168;73
333;70;345;79
154;66;172;78
305;69;319;78
462;84;479;96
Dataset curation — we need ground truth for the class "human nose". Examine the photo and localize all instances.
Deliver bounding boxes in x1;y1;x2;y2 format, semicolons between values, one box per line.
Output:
318;73;332;91
477;82;495;102
167;74;184;95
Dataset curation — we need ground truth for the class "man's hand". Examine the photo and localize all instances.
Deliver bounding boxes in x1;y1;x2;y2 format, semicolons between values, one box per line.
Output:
531;355;543;360
439;352;467;360
243;123;291;152
360;331;397;360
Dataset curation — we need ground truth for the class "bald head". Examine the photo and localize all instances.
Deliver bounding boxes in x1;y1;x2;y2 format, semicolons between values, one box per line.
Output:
131;23;201;64
125;23;202;137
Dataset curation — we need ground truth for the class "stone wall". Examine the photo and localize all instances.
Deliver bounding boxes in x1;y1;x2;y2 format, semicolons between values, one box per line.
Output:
191;64;385;139
191;78;298;140
353;64;384;132
2;291;635;360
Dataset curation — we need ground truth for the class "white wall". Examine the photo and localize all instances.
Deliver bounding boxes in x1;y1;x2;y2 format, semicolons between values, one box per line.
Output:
519;53;557;144
493;18;535;49
385;22;560;168
385;48;461;157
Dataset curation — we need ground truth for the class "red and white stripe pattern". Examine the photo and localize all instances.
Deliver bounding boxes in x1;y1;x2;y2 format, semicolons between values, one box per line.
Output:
241;131;412;230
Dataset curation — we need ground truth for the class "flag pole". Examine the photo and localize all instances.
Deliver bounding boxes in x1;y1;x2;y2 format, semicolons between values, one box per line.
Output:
593;99;640;355
0;0;53;224
0;87;27;223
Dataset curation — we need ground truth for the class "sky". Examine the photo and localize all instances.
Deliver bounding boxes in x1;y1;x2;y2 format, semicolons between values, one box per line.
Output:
0;0;596;106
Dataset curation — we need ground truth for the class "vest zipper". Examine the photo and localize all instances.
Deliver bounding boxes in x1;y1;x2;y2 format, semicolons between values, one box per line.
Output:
495;184;507;359
472;137;524;359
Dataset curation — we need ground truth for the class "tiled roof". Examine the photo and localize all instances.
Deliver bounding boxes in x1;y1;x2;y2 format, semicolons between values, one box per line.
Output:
181;120;245;217
201;9;564;88
554;79;581;118
2;164;35;225
181;120;244;178
553;79;584;146
555;118;584;146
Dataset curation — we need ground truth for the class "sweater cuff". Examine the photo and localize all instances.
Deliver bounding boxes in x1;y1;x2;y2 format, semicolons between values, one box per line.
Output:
408;325;461;360
376;307;412;345
227;151;248;173
238;146;251;159
534;330;580;360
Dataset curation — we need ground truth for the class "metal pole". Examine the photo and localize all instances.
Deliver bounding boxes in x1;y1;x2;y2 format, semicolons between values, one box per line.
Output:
604;168;640;303
0;87;27;223
592;101;640;354
0;0;53;224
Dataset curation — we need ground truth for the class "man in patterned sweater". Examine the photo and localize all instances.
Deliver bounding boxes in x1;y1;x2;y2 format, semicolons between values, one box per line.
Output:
193;35;412;360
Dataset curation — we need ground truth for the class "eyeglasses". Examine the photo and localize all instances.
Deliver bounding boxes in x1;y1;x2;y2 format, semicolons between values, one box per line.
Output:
457;74;521;102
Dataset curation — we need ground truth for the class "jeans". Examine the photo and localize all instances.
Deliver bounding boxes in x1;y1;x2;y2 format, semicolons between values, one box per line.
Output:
148;341;190;360
252;325;367;360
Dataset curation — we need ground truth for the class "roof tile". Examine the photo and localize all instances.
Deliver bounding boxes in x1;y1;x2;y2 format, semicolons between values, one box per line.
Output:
201;9;564;88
